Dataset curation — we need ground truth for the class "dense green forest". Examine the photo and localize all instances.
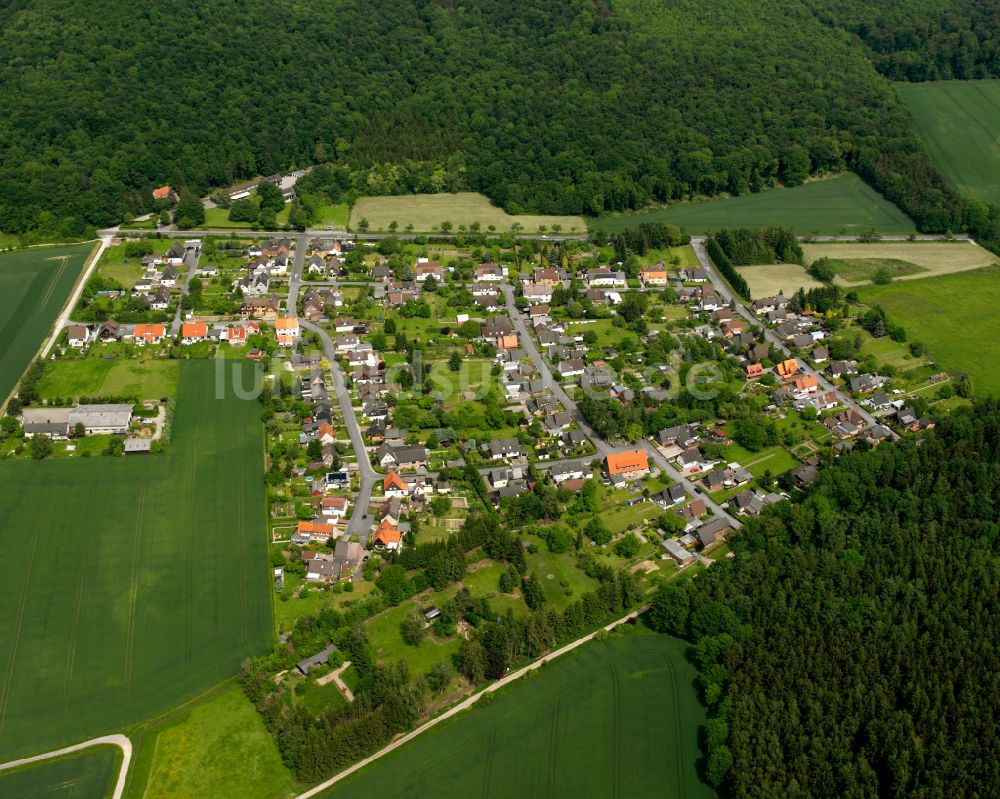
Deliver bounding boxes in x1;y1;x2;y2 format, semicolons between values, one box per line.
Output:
805;1;1000;81
651;402;1000;796
0;0;993;242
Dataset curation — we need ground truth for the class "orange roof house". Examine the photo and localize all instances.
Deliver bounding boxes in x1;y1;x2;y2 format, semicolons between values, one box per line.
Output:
373;520;402;549
605;449;649;479
498;334;519;350
383;470;409;493
776;359;799;379
745;363;764;379
133;323;166;344
296;520;336;540
226;325;248;345
794;374;818;393
316;422;335;443
181;322;208;342
640;265;669;285
152;185;172;201
276;316;299;335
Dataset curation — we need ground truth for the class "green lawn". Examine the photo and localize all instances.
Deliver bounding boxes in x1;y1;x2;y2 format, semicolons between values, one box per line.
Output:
97;239;173;289
858;265;1000;396
315;204;350;228
0;361;272;760
592;174;915;234
320;634;716;799
896;80;1000;205
0;242;95;406
365;603;463;677
0;746;120;798
135;684;295;799
36;358;181;401
525;544;600;609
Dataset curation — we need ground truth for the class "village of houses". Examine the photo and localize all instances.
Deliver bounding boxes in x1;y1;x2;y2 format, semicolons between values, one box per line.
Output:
8;226;943;618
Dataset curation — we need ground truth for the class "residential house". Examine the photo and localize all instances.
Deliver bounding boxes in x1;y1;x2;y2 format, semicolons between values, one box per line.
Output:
695;518;731;549
585;269;627;288
372;520;402;550
133;323;166;346
662;539;695;565
745;363;764;379
294;520;336;544
275;316;300;348
640;264;669;286
775;359;799;380
321;496;349;519
181;322;208;344
605;448;649;481
376;444;430;470
66;324;90;348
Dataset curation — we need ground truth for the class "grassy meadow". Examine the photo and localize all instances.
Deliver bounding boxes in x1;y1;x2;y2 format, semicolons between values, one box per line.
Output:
896;80;1000;205
802;241;996;285
0;746;120;798
36;358;181;401
321;633;715;799
593;174;915;234
858;265;1000;396
0;360;272;760
350;193;586;234
0;243;95;407
129;684;295;799
737;263;825;298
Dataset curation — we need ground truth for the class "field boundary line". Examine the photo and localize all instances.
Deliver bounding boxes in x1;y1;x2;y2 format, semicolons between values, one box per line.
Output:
0;734;132;799
611;665;621;799
291;604;649;798
663;651;687;798
63;483;97;712
546;699;559;799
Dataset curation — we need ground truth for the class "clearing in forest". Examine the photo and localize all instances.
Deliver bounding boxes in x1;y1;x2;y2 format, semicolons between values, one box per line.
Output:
350;193;586;234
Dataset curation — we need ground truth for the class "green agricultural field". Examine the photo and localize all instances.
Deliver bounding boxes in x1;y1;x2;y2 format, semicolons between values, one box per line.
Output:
321;634;715;799
36;359;181;401
896;80;1000;205
0;746;119;798
858;266;1000;396
132;684;295;799
0;360;271;760
593;174;915;234
0;243;95;407
350;193;586;234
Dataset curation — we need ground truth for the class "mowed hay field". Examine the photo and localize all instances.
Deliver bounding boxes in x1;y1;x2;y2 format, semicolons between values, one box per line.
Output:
802;241;997;285
593;174;916;234
323;635;715;799
896;80;1000;205
0;746;119;797
0;243;95;406
737;264;825;298
858;265;1000;396
0;360;271;760
350;193;586;233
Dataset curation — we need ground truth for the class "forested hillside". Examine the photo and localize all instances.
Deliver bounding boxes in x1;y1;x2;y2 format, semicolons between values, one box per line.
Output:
805;0;1000;81
651;403;1000;796
0;0;980;240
